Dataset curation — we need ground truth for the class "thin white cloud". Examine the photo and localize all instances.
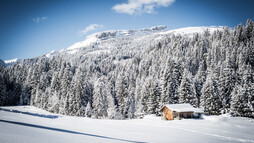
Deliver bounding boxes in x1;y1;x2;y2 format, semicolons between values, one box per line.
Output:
32;16;48;23
112;0;175;15
79;24;104;35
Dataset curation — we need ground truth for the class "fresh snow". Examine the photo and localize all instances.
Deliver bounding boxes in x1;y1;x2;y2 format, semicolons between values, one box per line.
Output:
67;35;99;51
158;26;225;36
0;106;254;143
45;50;59;58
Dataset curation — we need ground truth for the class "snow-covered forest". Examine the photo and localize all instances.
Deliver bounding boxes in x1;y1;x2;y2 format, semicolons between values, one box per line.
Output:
0;20;254;119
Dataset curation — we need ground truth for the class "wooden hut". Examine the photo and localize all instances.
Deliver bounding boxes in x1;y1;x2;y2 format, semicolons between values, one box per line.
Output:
159;103;204;120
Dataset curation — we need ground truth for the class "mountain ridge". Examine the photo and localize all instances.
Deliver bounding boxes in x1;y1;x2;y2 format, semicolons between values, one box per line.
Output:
43;25;225;59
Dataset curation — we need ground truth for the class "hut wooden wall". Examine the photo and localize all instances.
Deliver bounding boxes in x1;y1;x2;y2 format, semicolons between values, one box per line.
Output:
163;107;173;120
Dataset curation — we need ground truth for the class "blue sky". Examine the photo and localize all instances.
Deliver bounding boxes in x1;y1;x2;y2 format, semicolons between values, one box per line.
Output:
0;0;254;61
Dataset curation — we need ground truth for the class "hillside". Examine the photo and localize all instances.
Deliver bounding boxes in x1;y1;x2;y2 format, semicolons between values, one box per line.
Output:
0;20;254;119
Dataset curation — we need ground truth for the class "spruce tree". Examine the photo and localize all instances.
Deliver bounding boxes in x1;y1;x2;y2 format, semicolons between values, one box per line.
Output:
230;84;250;117
200;75;221;115
179;70;198;107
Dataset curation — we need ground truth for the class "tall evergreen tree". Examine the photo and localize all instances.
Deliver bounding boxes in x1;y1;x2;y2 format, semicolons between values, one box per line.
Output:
200;75;221;115
230;84;250;117
92;78;108;118
179;69;198;107
219;60;236;113
161;59;182;104
115;74;128;117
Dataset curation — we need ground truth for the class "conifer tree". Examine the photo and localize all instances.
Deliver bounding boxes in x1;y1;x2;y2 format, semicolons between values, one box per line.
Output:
179;70;198;107
200;75;221;115
230;84;250;117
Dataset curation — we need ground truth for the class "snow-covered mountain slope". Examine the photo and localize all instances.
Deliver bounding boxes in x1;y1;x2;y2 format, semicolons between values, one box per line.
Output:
159;26;224;36
63;25;168;54
4;58;21;67
0;106;254;143
65;34;99;54
44;50;59;58
48;25;224;56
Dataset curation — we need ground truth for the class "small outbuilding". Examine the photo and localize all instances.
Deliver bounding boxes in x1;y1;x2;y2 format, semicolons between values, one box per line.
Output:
159;103;204;120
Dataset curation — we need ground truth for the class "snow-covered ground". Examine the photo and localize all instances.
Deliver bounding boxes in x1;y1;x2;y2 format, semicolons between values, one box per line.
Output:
0;106;253;143
158;26;224;36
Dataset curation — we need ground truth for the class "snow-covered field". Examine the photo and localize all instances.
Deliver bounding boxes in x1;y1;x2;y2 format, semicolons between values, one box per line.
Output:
0;106;254;143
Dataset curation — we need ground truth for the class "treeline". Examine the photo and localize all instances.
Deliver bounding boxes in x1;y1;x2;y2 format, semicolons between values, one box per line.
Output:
0;20;254;119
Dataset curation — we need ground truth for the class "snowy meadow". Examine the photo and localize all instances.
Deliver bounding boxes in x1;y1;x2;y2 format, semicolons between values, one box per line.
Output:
0;106;254;143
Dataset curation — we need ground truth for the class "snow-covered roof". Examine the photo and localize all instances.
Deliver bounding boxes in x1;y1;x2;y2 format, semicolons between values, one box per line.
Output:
161;103;204;113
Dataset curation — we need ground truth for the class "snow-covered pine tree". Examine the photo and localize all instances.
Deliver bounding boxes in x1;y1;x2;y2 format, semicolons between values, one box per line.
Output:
0;68;6;106
219;57;236;113
29;66;40;106
69;68;88;116
85;101;93;118
246;83;254;117
178;69;198;107
127;92;135;118
126;68;137;118
47;72;60;113
115;74;128;117
200;74;221;115
193;62;206;107
146;87;157;114
107;93;117;119
244;19;254;40
240;65;254;117
141;78;161;115
19;85;31;105
59;63;73;114
230;84;250;117
92;77;108;118
141;78;150;114
161;58;182;105
153;80;162;114
134;78;143;118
